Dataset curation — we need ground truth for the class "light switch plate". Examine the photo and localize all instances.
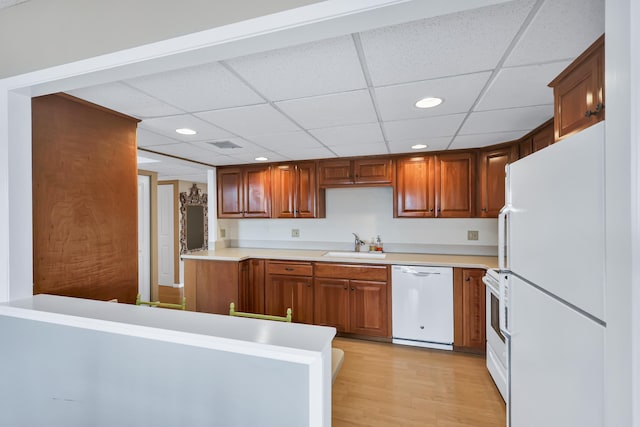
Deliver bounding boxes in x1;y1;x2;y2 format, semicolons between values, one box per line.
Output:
220;229;226;238
291;229;300;238
467;230;479;240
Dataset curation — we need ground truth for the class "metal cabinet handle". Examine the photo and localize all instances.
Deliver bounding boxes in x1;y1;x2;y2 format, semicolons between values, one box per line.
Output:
585;103;604;117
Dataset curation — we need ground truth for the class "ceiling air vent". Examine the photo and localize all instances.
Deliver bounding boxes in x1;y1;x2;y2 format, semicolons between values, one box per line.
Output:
208;141;241;149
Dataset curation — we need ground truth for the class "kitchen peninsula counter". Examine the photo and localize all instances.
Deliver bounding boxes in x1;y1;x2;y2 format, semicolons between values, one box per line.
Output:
182;248;498;269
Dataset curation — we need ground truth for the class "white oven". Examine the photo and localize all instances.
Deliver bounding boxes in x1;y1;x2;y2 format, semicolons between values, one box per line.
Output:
483;268;508;402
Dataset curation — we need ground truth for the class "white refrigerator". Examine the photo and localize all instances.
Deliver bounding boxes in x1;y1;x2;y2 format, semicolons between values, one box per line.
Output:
500;122;606;427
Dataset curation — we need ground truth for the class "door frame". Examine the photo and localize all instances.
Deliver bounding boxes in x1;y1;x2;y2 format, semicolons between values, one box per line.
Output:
158;180;180;286
138;170;158;301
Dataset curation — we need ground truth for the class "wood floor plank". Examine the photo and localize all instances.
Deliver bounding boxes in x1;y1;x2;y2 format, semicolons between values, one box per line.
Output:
332;337;505;427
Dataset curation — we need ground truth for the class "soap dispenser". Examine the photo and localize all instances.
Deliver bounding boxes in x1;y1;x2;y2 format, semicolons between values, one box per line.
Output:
375;235;383;252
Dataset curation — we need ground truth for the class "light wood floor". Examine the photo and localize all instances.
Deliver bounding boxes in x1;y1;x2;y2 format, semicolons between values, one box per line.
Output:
332;338;506;427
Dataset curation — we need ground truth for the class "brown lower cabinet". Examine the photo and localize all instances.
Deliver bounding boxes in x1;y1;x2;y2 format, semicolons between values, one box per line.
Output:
239;259;265;314
184;259;242;314
314;263;390;338
265;261;314;324
453;268;486;353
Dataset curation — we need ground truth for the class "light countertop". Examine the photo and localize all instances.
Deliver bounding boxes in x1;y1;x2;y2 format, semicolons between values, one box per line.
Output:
182;248;498;269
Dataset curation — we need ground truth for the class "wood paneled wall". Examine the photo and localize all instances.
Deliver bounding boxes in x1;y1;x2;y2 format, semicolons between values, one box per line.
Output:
32;94;140;303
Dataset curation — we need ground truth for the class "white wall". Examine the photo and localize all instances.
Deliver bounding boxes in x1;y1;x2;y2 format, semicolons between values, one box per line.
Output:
219;187;498;255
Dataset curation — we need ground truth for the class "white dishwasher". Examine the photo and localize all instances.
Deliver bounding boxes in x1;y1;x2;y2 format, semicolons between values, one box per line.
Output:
392;265;454;350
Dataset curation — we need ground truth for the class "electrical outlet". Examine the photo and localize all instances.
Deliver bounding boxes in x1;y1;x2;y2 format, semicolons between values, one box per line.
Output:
219;229;226;238
291;229;300;238
467;230;479;241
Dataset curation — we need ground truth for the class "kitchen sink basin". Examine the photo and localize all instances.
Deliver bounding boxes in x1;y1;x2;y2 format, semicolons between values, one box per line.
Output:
323;251;387;259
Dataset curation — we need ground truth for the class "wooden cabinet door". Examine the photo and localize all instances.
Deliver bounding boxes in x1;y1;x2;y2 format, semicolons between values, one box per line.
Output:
238;259;265;314
479;146;514;217
272;164;296;218
349;280;388;337
243;165;271;218
265;275;314;324
217;167;244;218
453;268;486;353
395;156;435;217
314;278;350;332
353;158;393;185
435;152;474;218
550;35;604;141
318;159;352;186
531;121;554;153
295;162;318;218
518;138;533;159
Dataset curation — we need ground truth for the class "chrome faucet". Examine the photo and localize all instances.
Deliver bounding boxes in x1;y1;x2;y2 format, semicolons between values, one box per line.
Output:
352;233;366;252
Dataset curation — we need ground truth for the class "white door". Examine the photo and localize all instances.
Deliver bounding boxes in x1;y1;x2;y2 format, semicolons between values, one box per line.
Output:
138;175;151;300
157;184;175;286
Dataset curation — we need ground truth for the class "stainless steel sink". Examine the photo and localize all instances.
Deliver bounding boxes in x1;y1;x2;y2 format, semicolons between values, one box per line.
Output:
323;251;387;259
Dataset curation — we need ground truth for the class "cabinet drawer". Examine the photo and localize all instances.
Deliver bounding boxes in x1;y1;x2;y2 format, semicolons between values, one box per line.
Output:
266;261;313;277
314;263;388;281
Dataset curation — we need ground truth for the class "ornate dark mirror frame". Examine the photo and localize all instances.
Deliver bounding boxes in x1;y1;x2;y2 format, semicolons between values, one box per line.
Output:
180;183;208;254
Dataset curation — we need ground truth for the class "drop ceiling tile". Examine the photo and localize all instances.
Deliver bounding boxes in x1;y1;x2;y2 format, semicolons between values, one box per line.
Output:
476;61;570;111
359;0;535;86
327;142;389;157
374;72;491;121
384;114;466;141
161;173;209;183
139;114;233;142
193;138;265;156
460;105;553;135
277;146;336;161
387;137;452;154
505;0;604;67
309;123;384;147
228;152;290;163
246;131;324;151
276;90;377;129
124;62;264;112
147;142;216;160
226;35;366;101
67;82;183;119
137;128;180;147
449;131;527;150
195;104;299;137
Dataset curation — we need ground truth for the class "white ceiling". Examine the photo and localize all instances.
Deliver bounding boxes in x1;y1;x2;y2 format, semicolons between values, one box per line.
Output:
67;0;604;183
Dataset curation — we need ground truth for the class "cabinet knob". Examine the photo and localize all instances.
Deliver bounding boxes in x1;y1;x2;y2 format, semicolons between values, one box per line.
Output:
429;208;434;212
465;277;470;282
585;103;604;117
351;287;355;291
482;208;487;212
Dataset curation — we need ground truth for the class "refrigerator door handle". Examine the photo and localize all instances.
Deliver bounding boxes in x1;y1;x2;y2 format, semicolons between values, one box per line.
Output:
498;205;512;271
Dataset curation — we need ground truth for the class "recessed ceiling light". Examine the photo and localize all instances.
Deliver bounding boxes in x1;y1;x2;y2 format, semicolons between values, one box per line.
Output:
175;128;197;135
414;97;443;109
411;144;428;150
255;156;269;162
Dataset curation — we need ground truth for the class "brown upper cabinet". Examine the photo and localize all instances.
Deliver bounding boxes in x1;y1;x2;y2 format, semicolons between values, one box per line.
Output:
217;165;271;218
478;145;517;218
318;158;393;187
271;162;324;218
435;152;475;218
395;153;474;218
549;35;604;141
395;155;436;217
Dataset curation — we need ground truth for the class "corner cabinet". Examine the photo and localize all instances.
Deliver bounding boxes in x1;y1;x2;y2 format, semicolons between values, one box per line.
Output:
217;165;271;218
314;263;390;338
318;158;393;187
395;153;474;218
453;268;486;353
478;145;517;217
549;34;604;141
271;162;324;218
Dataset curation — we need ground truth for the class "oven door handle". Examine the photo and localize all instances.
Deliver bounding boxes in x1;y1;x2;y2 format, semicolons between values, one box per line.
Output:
499;273;511;337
